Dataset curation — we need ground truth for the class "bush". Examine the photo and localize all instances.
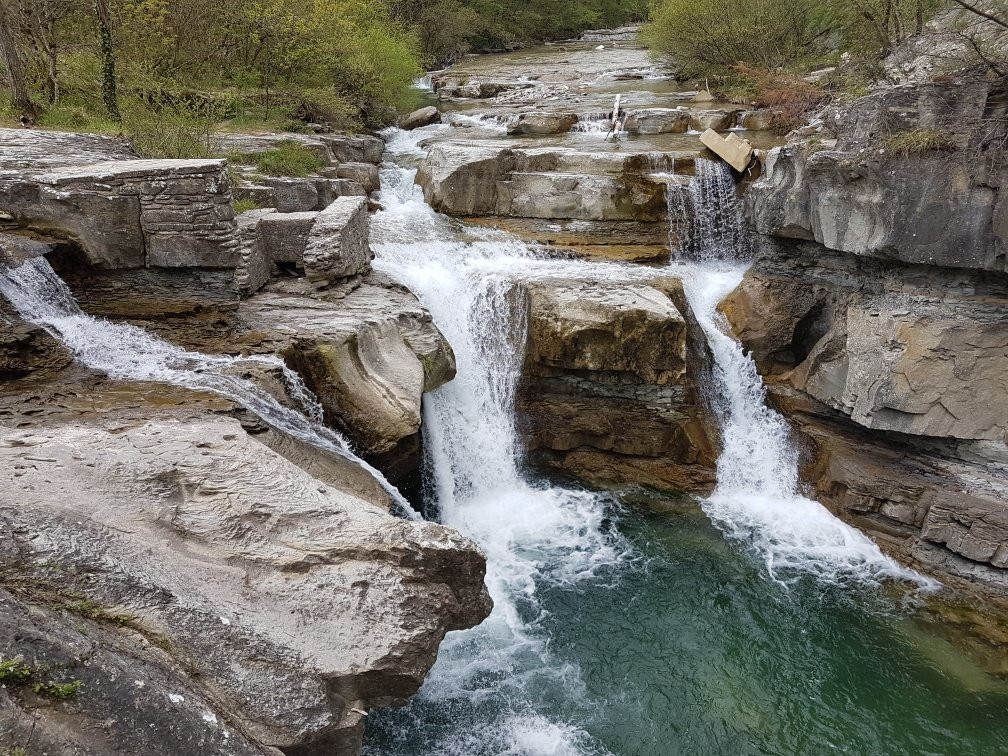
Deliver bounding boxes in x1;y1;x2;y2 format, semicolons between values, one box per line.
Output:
643;0;831;78
728;64;829;134
121;98;220;159
250;141;325;177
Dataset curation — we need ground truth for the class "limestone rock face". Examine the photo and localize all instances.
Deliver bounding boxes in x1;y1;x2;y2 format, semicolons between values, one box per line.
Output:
417;144;670;222
336;162;381;194
0;416;491;755
517;277;716;492
303;196;372;284
400;106;441;130
728;80;1008;593
748;81;1007;272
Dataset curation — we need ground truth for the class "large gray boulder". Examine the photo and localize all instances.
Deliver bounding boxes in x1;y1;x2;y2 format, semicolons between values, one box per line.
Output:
303;196;372;284
400;106;441;130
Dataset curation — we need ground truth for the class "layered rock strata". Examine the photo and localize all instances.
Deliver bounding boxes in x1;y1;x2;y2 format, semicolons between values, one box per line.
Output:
724;80;1008;593
517;276;716;492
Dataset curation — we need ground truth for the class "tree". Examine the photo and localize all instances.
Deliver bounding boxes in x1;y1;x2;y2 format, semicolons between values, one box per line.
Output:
0;0;34;116
95;0;119;120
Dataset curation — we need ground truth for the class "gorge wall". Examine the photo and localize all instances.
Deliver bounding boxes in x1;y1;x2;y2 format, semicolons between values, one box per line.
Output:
723;80;1008;594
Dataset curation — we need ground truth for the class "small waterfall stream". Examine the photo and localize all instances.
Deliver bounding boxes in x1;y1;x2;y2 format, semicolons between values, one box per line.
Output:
673;159;925;585
0;257;417;517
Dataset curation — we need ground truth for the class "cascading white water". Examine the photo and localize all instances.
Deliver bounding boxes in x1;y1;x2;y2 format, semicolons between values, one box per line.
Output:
368;152;640;754
0;257;417;518
674;159;931;586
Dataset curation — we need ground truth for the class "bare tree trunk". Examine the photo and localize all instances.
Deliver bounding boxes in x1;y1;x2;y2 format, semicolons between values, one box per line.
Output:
0;1;34;117
94;0;120;121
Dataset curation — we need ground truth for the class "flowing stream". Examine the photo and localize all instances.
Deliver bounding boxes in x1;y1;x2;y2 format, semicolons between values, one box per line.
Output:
361;138;1007;755
0;257;416;517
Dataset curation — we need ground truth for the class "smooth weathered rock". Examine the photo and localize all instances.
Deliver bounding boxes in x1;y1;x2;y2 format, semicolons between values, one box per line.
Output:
0;415;491;755
0;231;51;267
517;276;716;492
321;134;385;164
507;112;579;135
700;129;754;173
624;108;690;135
235;274;456;462
0;589;275;756
303;196;371;284
689;109;736;132
400;106;442;130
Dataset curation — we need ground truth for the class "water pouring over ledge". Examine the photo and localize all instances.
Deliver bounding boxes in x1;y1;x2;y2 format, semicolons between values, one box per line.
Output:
0;256;419;519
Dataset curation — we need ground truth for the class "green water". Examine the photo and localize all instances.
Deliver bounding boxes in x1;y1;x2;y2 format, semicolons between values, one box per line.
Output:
364;496;1008;756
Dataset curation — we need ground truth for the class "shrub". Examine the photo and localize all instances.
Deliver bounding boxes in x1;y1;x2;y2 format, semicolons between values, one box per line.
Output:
729;64;829;134
233;198;262;213
121;98;221;159
882;128;958;155
643;0;832;78
252;141;325;177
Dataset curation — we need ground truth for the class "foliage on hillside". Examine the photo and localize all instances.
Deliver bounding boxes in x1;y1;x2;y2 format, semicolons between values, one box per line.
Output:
0;0;423;136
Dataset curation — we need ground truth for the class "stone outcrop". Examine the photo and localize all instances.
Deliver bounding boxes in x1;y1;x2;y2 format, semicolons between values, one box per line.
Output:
0;415;490;756
0;133;239;271
517;276;716;492
303;196;372;283
624;108;690;135
417;143;671;222
725;80;1008;593
507;112;579;135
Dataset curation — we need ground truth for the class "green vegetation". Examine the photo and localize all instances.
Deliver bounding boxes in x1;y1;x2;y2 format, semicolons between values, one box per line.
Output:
882;128;958;155
0;657;83;701
386;0;649;66
234;198;263;214
248;140;326;177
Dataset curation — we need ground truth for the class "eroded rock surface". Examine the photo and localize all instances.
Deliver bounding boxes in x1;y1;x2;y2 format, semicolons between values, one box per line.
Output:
0;415;491;755
727;80;1008;593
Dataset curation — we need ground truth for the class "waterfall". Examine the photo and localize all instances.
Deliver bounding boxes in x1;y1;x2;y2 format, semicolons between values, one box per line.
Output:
675;159;930;586
367;159;635;753
0;257;418;519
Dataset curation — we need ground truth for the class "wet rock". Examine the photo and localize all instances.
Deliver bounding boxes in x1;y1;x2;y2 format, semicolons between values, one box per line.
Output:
688;109;736;132
0;415;491;755
236;274;456;461
729;80;1008;592
507;112;579;135
517;276;716;492
624;108;690;135
400;106;441;130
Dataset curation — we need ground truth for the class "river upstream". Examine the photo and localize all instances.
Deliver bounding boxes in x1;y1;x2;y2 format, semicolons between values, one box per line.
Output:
359;31;1008;756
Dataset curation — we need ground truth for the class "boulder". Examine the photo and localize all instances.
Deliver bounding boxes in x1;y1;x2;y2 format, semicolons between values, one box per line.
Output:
236;274;457;461
400;106;442;130
689;109;736;132
700;129;754;172
507;113;579;135
0;415;491;755
320;134;385;164
336;162;381;194
624;108;691;135
739;109;775;131
303;196;372;284
256;210;319;265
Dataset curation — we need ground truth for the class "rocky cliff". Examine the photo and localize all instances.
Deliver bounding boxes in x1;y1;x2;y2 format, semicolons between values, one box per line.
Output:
723;80;1008;594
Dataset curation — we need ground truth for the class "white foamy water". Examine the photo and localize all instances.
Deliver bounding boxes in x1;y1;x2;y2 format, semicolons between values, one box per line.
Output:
0;257;417;518
368;161;637;754
673;159;933;587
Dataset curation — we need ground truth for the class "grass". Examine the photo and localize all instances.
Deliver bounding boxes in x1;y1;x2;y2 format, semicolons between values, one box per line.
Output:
244;140;325;177
0;657;82;701
881;128;958;156
233;198;262;213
